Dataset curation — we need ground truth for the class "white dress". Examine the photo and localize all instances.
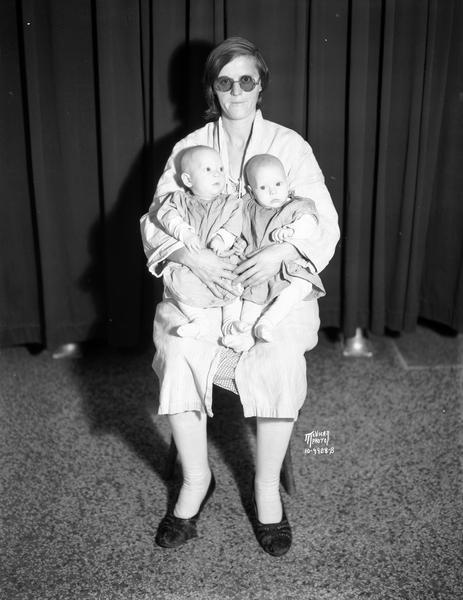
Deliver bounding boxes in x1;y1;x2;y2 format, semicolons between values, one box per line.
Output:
140;110;340;419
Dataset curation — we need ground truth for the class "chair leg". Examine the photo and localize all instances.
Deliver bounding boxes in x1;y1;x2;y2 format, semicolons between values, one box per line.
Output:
165;436;178;480
281;441;296;496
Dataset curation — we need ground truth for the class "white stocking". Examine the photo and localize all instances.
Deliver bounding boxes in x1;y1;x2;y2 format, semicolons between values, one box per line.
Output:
255;417;295;524
168;410;211;519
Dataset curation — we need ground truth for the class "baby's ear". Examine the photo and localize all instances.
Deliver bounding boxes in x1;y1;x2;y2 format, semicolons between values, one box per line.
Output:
181;172;192;189
246;184;254;198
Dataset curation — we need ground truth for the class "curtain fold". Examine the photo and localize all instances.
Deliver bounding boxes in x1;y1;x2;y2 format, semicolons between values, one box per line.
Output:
20;0;101;347
420;0;463;332
92;0;147;346
305;0;348;326
0;0;42;345
370;0;457;334
342;0;382;337
1;0;461;348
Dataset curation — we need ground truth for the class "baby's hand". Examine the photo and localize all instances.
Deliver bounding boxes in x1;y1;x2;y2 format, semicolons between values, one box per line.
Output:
182;231;203;253
271;225;294;243
209;235;227;255
233;237;247;256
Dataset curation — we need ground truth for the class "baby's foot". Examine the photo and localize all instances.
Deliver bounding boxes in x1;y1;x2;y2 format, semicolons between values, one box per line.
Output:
222;320;251;336
177;321;202;338
222;330;255;352
254;318;275;342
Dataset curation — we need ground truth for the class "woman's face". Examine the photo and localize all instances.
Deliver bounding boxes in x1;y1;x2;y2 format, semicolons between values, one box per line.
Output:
215;55;262;121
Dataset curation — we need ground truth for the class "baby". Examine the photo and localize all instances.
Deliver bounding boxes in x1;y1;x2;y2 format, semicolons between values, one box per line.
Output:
222;153;325;351
155;145;243;338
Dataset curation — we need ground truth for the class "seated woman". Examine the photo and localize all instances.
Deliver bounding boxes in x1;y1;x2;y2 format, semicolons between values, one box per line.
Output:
140;36;340;557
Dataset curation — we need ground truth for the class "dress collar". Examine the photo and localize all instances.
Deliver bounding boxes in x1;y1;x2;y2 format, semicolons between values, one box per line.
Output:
214;110;264;198
187;189;223;204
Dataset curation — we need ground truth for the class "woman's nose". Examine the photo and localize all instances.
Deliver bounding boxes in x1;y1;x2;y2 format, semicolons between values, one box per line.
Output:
230;81;242;96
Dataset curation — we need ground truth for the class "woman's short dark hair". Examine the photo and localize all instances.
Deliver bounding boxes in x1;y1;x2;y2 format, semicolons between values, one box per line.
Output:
203;37;269;122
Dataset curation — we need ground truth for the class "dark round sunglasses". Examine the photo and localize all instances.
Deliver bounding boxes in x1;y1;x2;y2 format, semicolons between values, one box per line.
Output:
213;75;260;93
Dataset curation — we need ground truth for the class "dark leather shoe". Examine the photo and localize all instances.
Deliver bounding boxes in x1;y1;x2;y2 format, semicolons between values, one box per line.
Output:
252;495;292;557
155;473;216;548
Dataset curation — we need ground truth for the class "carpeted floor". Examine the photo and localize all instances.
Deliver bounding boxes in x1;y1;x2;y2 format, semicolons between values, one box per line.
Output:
1;326;462;600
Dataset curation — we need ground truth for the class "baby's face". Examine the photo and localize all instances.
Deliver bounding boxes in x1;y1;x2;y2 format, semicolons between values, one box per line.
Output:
248;163;289;209
184;149;225;199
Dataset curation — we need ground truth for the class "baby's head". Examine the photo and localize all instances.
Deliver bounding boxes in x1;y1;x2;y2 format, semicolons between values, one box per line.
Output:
245;154;290;209
180;146;225;199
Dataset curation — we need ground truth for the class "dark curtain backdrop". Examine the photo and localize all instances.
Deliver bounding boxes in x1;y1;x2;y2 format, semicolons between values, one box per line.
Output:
1;0;461;348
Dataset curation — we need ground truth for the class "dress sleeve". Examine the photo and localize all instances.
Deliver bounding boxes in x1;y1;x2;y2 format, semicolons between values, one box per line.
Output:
156;190;195;243
289;214;318;239
284;137;340;274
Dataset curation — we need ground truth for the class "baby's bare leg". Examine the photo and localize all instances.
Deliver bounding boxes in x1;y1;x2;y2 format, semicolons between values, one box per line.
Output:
240;300;264;327
176;301;207;338
255;280;313;342
222;297;244;335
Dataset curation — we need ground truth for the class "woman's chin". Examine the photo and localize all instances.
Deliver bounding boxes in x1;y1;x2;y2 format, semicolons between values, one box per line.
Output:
222;104;256;121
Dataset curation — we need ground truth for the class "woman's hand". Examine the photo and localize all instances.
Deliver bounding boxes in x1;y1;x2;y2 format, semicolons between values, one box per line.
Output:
170;246;239;298
233;243;300;289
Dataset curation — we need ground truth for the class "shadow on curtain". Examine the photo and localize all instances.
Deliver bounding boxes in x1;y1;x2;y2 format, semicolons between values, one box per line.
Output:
0;0;461;348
